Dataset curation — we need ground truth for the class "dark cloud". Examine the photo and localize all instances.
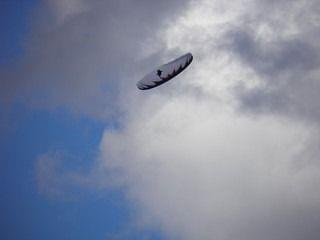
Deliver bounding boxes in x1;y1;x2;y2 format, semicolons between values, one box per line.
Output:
227;30;319;77
224;1;320;122
0;0;191;119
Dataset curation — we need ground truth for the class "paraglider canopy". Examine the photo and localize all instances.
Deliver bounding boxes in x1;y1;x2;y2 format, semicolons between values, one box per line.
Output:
137;53;193;90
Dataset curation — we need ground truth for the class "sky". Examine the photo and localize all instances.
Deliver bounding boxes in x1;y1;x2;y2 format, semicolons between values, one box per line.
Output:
1;0;320;240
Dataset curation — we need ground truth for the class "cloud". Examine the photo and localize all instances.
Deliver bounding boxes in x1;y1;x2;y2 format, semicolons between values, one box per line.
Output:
97;1;320;239
26;0;320;239
100;92;320;240
0;0;191;119
34;150;123;200
35;151;72;198
35;151;106;199
223;1;320;122
45;0;89;24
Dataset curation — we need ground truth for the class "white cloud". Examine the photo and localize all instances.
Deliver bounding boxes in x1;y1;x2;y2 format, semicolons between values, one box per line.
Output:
98;1;320;239
25;0;320;238
100;95;319;239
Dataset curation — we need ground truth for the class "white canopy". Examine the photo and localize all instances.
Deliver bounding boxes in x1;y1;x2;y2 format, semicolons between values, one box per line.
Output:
137;53;193;90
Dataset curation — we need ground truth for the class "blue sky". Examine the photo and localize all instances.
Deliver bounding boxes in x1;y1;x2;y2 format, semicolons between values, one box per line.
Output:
2;1;320;240
0;1;35;65
0;2;162;239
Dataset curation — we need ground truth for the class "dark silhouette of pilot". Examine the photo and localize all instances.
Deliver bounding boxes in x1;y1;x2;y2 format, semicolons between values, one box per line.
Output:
157;69;162;77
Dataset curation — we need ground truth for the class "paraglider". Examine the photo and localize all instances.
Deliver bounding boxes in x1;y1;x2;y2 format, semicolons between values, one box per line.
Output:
137;53;193;90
